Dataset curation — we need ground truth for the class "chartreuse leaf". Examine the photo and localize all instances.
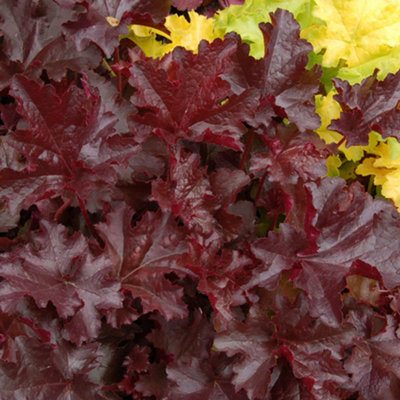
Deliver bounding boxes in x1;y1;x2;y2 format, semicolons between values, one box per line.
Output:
357;137;400;209
213;0;315;58
302;0;400;83
123;11;218;58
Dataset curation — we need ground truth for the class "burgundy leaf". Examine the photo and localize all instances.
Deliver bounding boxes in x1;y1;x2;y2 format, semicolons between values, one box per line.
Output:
1;75;137;226
128;38;258;151
172;0;203;10
268;360;314;400
251;177;400;327
0;336;105;399
146;312;247;400
152;150;217;234
0;0;74;63
344;306;400;399
272;293;356;399
0;0;101;81
62;0;171;57
198;249;257;330
214;304;278;399
134;362;169;398
0;220;122;345
97;205;197;323
250;127;329;186
330;70;400;146
152;149;249;236
227;9;321;132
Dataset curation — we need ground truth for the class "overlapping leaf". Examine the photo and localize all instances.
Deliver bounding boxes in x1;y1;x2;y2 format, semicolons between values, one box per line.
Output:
0;220;122;344
1;2;400;399
128;37;258;151
0;336;105;399
152;149;249;236
329;70;400;146
97;205;198;323
251;177;400;327
0;75;137;226
226;9;321;134
214;304;278;399
62;0;171;57
147;312;247;400
0;0;102;83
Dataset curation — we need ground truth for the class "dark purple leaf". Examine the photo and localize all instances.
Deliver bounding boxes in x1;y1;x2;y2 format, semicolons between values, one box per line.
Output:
226;9;321;132
214;304;278;399
330;70;400;146
62;0;171;57
128;38;258;151
0;75;137;226
251;177;400;327
0;0;102;81
172;0;203;10
97;205;197;323
0;220;122;344
0;336;105;399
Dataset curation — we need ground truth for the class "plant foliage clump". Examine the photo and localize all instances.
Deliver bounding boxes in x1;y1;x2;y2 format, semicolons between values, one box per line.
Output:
2;1;400;399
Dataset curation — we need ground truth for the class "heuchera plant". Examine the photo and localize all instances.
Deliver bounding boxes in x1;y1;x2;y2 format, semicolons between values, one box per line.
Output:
2;1;400;399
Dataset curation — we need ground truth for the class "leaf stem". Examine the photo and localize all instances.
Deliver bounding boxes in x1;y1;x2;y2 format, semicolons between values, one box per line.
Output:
75;192;105;248
337;136;346;148
240;128;255;170
255;170;268;203
54;198;72;221
114;47;123;98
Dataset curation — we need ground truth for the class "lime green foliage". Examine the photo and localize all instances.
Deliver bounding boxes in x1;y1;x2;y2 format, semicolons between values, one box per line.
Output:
123;11;218;58
213;0;314;59
302;0;400;84
357;138;400;210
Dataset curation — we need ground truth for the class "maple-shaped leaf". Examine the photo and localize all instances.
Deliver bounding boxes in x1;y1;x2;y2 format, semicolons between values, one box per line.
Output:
341;302;400;399
0;336;105;399
84;71;136;134
0;220;122;345
0;311;31;364
125;10;218;58
1;75;138;228
271;293;357;399
97;205;197;323
302;0;400;71
251;177;400;327
133;361;169;398
329;70;400;146
128;37;258;151
213;0;313;59
0;0;102;82
268;359;314;400
198;249;257;331
226;9;321;133
146;312;248;400
250;125;329;185
152;149;250;236
62;0;171;57
214;304;278;400
250;124;329;230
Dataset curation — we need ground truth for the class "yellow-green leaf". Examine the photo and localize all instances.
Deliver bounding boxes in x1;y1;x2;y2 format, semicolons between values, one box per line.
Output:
123;11;219;59
302;0;400;77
